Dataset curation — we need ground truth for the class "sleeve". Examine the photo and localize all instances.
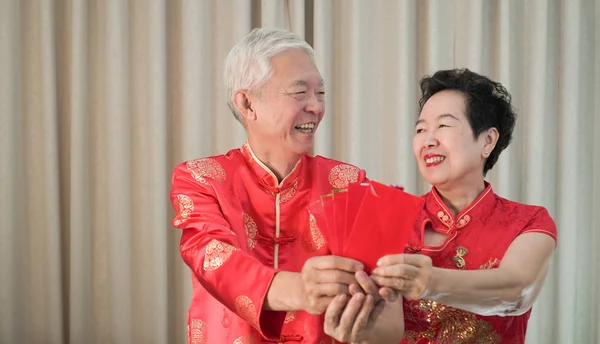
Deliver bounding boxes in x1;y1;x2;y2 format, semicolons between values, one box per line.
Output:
520;207;558;243
170;163;285;339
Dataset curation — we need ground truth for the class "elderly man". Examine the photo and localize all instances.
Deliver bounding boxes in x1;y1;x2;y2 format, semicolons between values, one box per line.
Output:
170;28;403;343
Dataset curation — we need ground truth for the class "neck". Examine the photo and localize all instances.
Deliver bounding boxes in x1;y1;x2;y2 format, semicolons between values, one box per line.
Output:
247;137;303;182
435;179;486;215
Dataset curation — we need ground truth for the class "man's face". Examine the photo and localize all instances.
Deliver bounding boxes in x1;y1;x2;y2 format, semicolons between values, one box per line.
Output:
246;48;325;156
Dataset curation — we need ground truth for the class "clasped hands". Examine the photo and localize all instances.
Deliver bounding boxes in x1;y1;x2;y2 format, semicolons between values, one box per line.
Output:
299;254;433;343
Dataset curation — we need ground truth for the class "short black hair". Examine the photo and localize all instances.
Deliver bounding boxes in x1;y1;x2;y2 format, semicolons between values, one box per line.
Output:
418;68;517;175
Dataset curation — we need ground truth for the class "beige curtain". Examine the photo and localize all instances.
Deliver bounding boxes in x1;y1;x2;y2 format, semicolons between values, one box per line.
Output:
1;0;599;343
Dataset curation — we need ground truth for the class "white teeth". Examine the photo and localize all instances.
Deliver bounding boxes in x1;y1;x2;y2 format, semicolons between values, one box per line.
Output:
295;122;315;133
425;156;445;164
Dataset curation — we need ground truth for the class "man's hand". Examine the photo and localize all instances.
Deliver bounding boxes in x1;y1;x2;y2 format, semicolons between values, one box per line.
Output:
299;256;364;314
324;271;404;343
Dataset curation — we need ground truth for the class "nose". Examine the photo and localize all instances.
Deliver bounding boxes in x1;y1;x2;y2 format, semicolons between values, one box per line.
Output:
424;130;439;148
304;91;324;116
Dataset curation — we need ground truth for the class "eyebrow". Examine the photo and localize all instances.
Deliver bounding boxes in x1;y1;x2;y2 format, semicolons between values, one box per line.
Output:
288;79;325;87
415;113;460;126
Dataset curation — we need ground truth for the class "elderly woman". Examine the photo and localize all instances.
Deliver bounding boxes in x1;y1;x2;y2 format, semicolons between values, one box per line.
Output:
367;69;558;343
170;28;403;344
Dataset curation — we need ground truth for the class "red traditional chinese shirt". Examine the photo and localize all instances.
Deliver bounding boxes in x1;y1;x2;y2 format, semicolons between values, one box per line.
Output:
170;142;366;344
401;183;558;344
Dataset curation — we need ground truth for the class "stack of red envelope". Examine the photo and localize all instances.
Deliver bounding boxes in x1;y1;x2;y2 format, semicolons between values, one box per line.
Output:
309;181;424;273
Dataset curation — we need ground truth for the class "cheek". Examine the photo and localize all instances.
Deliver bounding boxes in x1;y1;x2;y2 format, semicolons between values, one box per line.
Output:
412;137;421;158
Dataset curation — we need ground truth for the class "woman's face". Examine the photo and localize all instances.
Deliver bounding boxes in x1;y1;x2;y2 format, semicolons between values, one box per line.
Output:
413;90;493;190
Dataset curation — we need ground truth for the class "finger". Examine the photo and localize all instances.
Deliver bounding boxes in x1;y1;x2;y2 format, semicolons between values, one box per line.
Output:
377;253;431;268
349;283;362;296
355;271;379;296
366;298;386;329
313;270;357;285
310;282;350;297
351;294;375;341
310;256;364;272
338;293;365;334
371;275;409;291
376;254;405;267
379;287;398;302
371;264;420;279
324;294;349;333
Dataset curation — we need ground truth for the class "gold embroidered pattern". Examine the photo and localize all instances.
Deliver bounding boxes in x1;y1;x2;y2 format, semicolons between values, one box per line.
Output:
186;158;226;185
452;246;469;269
243;213;258;250
280;178;299;203
173;194;194;226
203;239;238;271
302;213;326;252
404;300;501;344
480;258;501;270
328;164;360;189
235;296;259;329
233;336;256;344
284;311;296;324
189;319;207;344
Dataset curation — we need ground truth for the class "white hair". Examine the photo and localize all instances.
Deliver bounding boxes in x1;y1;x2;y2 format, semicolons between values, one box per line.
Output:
224;28;316;123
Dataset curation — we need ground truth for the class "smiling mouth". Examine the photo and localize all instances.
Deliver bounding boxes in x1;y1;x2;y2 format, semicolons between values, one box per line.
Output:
425;156;445;167
295;122;316;134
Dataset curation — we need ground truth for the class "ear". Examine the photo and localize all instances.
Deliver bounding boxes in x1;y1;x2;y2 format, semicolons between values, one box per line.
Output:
482;127;499;158
233;90;257;122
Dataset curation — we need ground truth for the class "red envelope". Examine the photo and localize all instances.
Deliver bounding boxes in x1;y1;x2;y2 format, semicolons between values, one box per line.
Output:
342;181;423;273
320;194;337;253
344;182;369;242
331;190;348;254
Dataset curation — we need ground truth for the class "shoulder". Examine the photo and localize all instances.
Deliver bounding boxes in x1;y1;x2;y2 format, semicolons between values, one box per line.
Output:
493;195;557;240
494;196;553;221
309;155;367;188
171;148;244;185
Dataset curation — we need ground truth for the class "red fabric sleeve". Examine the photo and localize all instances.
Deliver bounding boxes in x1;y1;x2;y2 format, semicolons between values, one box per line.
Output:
520;207;558;243
170;163;285;339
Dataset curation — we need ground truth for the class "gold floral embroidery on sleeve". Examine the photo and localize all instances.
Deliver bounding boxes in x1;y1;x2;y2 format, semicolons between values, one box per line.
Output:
328;164;360;189
302;213;326;252
243;213;258;250
233;336;257;344
203;239;239;271
173;194;194;226
189;319;207;344
235;296;259;329
186;158;226;185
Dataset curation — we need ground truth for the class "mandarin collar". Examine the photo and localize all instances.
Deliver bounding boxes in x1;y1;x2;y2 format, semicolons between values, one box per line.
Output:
425;182;495;233
240;141;304;193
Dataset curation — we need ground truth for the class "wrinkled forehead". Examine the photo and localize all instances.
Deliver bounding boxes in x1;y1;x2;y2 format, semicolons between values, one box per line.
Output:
268;49;324;86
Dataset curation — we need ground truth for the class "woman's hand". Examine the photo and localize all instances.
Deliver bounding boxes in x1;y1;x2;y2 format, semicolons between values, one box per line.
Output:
371;253;433;300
